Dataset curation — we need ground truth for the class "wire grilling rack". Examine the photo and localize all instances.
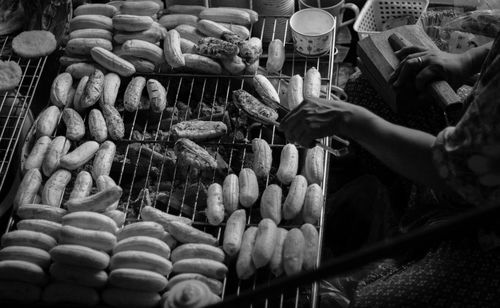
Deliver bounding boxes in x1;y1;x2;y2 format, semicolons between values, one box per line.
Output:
0;36;48;200
5;15;340;308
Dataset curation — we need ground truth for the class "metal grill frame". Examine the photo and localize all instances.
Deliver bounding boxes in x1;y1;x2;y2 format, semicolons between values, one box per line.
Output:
3;15;339;308
0;36;48;195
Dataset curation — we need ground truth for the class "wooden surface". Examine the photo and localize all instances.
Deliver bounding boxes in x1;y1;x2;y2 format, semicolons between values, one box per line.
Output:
388;32;462;114
357;25;438;111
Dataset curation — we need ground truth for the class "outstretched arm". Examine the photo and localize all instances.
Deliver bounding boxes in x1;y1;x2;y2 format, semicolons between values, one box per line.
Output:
280;97;449;191
350;109;445;190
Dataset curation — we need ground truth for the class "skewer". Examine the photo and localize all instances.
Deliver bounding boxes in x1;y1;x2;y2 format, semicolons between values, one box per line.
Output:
276;101;351;149
269;119;347;157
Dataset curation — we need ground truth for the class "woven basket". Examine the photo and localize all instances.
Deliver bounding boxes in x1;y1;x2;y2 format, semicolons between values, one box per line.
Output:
353;0;429;39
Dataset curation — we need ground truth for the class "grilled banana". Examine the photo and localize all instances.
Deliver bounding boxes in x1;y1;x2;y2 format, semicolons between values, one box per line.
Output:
174;138;217;171
253;74;281;110
232;89;278;126
171;121;227;141
196;19;229;38
195;37;239;59
163;29;185;68
183;54;222;75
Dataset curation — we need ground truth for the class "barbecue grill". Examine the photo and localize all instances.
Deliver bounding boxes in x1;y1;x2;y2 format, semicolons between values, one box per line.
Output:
2;11;343;307
0;35;48;218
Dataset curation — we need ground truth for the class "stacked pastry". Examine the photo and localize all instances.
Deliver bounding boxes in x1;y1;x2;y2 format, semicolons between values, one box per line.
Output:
102;221;174;308
42;174;123;306
0;200;63;304
44;211;117;306
111;1;165;74
138;205;225;305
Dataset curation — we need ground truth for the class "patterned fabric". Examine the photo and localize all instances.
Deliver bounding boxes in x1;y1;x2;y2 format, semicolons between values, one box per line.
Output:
344;69;449;219
432;33;500;208
345;35;500;308
353;238;500;308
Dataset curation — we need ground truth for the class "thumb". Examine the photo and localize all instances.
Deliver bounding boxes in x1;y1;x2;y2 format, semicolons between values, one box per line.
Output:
415;66;440;91
394;46;427;60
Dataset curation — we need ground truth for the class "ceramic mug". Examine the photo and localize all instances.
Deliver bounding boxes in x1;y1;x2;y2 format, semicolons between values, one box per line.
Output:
290;8;335;56
298;0;360;30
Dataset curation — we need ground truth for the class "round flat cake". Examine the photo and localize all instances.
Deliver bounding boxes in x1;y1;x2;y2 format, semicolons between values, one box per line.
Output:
0;61;22;92
12;30;57;58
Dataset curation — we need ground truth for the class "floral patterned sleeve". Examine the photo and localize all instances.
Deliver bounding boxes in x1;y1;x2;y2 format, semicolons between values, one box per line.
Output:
432;34;500;208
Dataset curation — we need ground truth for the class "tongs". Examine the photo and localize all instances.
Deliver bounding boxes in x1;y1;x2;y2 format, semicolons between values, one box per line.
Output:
276;101;350;157
233;89;349;157
271;118;349;157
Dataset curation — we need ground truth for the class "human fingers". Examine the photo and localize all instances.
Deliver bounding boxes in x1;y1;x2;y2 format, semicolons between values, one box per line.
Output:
389;51;428;84
280;99;309;124
294;129;317;148
402;51;428;62
394;46;427;60
286;116;307;139
280;109;300;132
415;66;441;91
393;56;428;88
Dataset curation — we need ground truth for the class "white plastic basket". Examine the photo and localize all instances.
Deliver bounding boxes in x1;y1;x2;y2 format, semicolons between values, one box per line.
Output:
354;0;430;39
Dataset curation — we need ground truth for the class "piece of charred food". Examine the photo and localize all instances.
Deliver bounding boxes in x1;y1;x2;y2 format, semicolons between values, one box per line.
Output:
174;138;217;171
195;37;239;59
171;120;228;141
232;89;279;126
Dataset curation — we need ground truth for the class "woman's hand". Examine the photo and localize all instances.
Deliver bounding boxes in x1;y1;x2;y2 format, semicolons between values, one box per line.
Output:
389;46;472;91
279;96;362;147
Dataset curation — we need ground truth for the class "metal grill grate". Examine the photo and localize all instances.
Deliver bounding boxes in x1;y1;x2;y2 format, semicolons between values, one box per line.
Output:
0;35;48;194
5;16;339;308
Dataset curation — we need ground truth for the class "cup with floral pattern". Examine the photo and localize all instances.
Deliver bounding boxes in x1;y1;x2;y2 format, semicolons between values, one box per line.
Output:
290;8;336;57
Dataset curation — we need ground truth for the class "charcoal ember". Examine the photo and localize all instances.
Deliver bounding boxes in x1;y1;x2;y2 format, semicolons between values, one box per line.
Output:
195;102;212;118
112;153;160;178
132;130;144;141
143;131;154;140
150;143;163;153
222;112;233;132
243;152;254;169
195;37;239;59
159;118;181;131
232;128;247;142
164;106;179;118
128;188;152;215
195;102;224;118
171;120;228;141
214;152;230;173
151;191;194;217
130;129;155;141
157;130;172;141
150;191;168;205
182;183;208;208
115;96;150;112
199;151;231;180
233;89;278;126
128;143;177;169
176;102;192;120
174;138;217;171
139;96;150;110
153;181;173;192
